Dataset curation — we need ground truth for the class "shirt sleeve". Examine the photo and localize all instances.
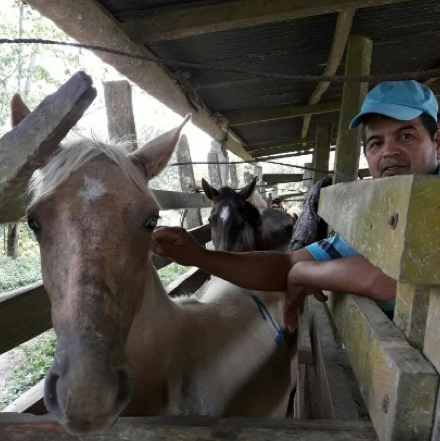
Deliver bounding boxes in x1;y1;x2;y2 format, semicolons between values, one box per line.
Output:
306;234;359;261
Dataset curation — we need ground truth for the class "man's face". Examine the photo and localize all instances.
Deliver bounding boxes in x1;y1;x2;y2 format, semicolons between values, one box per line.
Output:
364;115;440;179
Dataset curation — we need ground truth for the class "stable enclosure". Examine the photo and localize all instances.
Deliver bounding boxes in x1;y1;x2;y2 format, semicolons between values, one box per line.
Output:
1;0;440;440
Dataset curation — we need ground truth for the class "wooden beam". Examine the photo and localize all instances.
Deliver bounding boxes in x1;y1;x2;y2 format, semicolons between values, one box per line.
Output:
24;0;252;161
0;282;51;356
103;80;137;150
121;0;414;43
312;124;332;183
167;267;210;298
308;298;360;420
0;413;379;440
319;175;440;284
248;137;316;153
263;173;303;184
301;9;355;139
254;146;314;158
333;34;372;183
228;101;340;127
328;294;438;441
0;71;96;223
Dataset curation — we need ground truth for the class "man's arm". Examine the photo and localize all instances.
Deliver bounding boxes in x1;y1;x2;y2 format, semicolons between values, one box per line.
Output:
288;255;396;301
152;226;315;291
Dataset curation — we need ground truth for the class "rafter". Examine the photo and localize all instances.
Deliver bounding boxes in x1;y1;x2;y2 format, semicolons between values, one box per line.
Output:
301;9;355;139
227;101;340;126
121;0;414;43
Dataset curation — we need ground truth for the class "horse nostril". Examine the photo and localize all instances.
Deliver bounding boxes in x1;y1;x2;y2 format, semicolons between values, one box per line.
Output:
44;371;65;420
115;366;133;407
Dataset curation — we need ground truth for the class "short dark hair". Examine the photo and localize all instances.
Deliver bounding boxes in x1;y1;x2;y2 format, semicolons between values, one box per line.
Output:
360;112;438;155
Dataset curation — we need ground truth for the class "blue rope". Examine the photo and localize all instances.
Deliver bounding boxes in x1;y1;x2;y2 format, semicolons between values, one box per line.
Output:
250;293;283;346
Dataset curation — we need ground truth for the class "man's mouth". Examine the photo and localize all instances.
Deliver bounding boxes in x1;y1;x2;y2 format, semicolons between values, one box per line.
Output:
380;164;408;177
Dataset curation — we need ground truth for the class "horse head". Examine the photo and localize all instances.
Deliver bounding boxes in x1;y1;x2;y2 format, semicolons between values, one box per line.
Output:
24;106;190;434
203;177;262;252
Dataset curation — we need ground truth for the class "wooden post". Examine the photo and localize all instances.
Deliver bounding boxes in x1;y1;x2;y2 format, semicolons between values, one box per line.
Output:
229;164;239;189
103;80;137;151
243;171;253;185
333;34;372;184
176;134;202;229
313;124;332;184
254;165;264;195
207;148;222;189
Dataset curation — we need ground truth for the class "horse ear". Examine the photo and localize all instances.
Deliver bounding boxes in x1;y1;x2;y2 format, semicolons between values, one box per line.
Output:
130;114;191;180
239;176;258;199
11;93;31;127
202;178;219;200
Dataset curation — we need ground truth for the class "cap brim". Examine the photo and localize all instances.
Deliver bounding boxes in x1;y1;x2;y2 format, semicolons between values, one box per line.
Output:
349;103;423;129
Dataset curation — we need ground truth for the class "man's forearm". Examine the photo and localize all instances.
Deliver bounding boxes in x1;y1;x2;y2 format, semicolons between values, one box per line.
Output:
289;255;396;301
192;248;300;291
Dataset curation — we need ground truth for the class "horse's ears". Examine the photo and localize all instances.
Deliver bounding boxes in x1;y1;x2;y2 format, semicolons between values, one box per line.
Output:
11;93;31;127
239;176;258;199
201;178;219;200
130;114;191;180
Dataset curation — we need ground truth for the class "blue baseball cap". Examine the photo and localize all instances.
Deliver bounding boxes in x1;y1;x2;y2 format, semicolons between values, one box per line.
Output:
349;80;438;129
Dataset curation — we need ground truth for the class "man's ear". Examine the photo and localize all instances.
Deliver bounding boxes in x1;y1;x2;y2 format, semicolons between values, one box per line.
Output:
129;114;191;180
11;93;31;127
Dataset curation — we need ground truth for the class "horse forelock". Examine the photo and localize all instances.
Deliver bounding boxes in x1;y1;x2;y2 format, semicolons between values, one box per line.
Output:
28;140;149;204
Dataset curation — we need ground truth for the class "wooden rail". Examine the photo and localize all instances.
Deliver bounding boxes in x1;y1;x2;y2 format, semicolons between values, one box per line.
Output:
318;175;440;441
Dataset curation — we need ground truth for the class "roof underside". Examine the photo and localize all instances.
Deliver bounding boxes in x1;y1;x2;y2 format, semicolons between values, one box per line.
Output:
47;0;440;158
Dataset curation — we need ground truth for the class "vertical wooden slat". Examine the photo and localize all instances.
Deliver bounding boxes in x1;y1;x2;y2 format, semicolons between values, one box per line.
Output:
229;163;239;189
333;34;372;184
313;124;332;184
176;134;202;229
207;150;222;189
393;282;430;351
103;80;137;150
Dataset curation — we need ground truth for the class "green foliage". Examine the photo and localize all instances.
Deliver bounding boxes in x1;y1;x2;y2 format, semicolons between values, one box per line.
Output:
0;254;41;293
0;330;56;410
158;262;190;288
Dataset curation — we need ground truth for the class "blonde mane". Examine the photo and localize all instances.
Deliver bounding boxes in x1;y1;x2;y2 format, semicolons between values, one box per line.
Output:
28;140;148;203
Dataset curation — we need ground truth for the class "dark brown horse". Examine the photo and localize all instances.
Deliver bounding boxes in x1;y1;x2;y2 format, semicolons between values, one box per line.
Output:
202;177;294;252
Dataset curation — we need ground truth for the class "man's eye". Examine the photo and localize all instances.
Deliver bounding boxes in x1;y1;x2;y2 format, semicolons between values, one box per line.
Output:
401;133;413;140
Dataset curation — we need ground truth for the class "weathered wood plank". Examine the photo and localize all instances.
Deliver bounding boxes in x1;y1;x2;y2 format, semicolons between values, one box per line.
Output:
308;298;359;420
152;189;211;210
262;174;303;184
103;80;137;150
313;124;332;184
333;34;372;184
319;175;440;284
328;294;438;441
393;282;430;351
228;101;340;126
0;413;379;440
176;134;202;229
0;282;51;356
24;0;252;161
167;267;210;298
120;0;414;43
0;71;96;223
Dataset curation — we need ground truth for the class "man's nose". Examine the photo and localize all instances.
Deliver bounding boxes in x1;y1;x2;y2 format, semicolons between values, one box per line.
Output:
382;139;401;156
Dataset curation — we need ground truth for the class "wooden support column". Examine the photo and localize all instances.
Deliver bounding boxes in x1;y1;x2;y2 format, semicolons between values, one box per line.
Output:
253;165;264;195
333;34;372;184
229;164;239;189
176;134;202;229
103;80;137;150
208;152;222;189
313;124;332;184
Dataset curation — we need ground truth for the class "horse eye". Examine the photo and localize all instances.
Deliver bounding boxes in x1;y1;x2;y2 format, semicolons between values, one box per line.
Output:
208;216;216;226
27;217;40;232
144;216;159;230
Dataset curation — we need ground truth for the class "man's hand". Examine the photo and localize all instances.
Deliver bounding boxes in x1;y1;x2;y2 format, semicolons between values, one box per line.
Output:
152;227;206;267
284;266;327;332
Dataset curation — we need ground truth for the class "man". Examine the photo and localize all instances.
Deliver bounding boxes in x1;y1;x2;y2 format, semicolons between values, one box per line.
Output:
153;80;440;331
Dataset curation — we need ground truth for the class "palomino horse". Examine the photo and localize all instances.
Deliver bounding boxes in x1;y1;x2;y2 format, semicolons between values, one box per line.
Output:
23;109;296;434
202;177;294;252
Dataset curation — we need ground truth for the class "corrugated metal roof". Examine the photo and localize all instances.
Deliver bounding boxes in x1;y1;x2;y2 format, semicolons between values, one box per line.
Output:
95;0;440;153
